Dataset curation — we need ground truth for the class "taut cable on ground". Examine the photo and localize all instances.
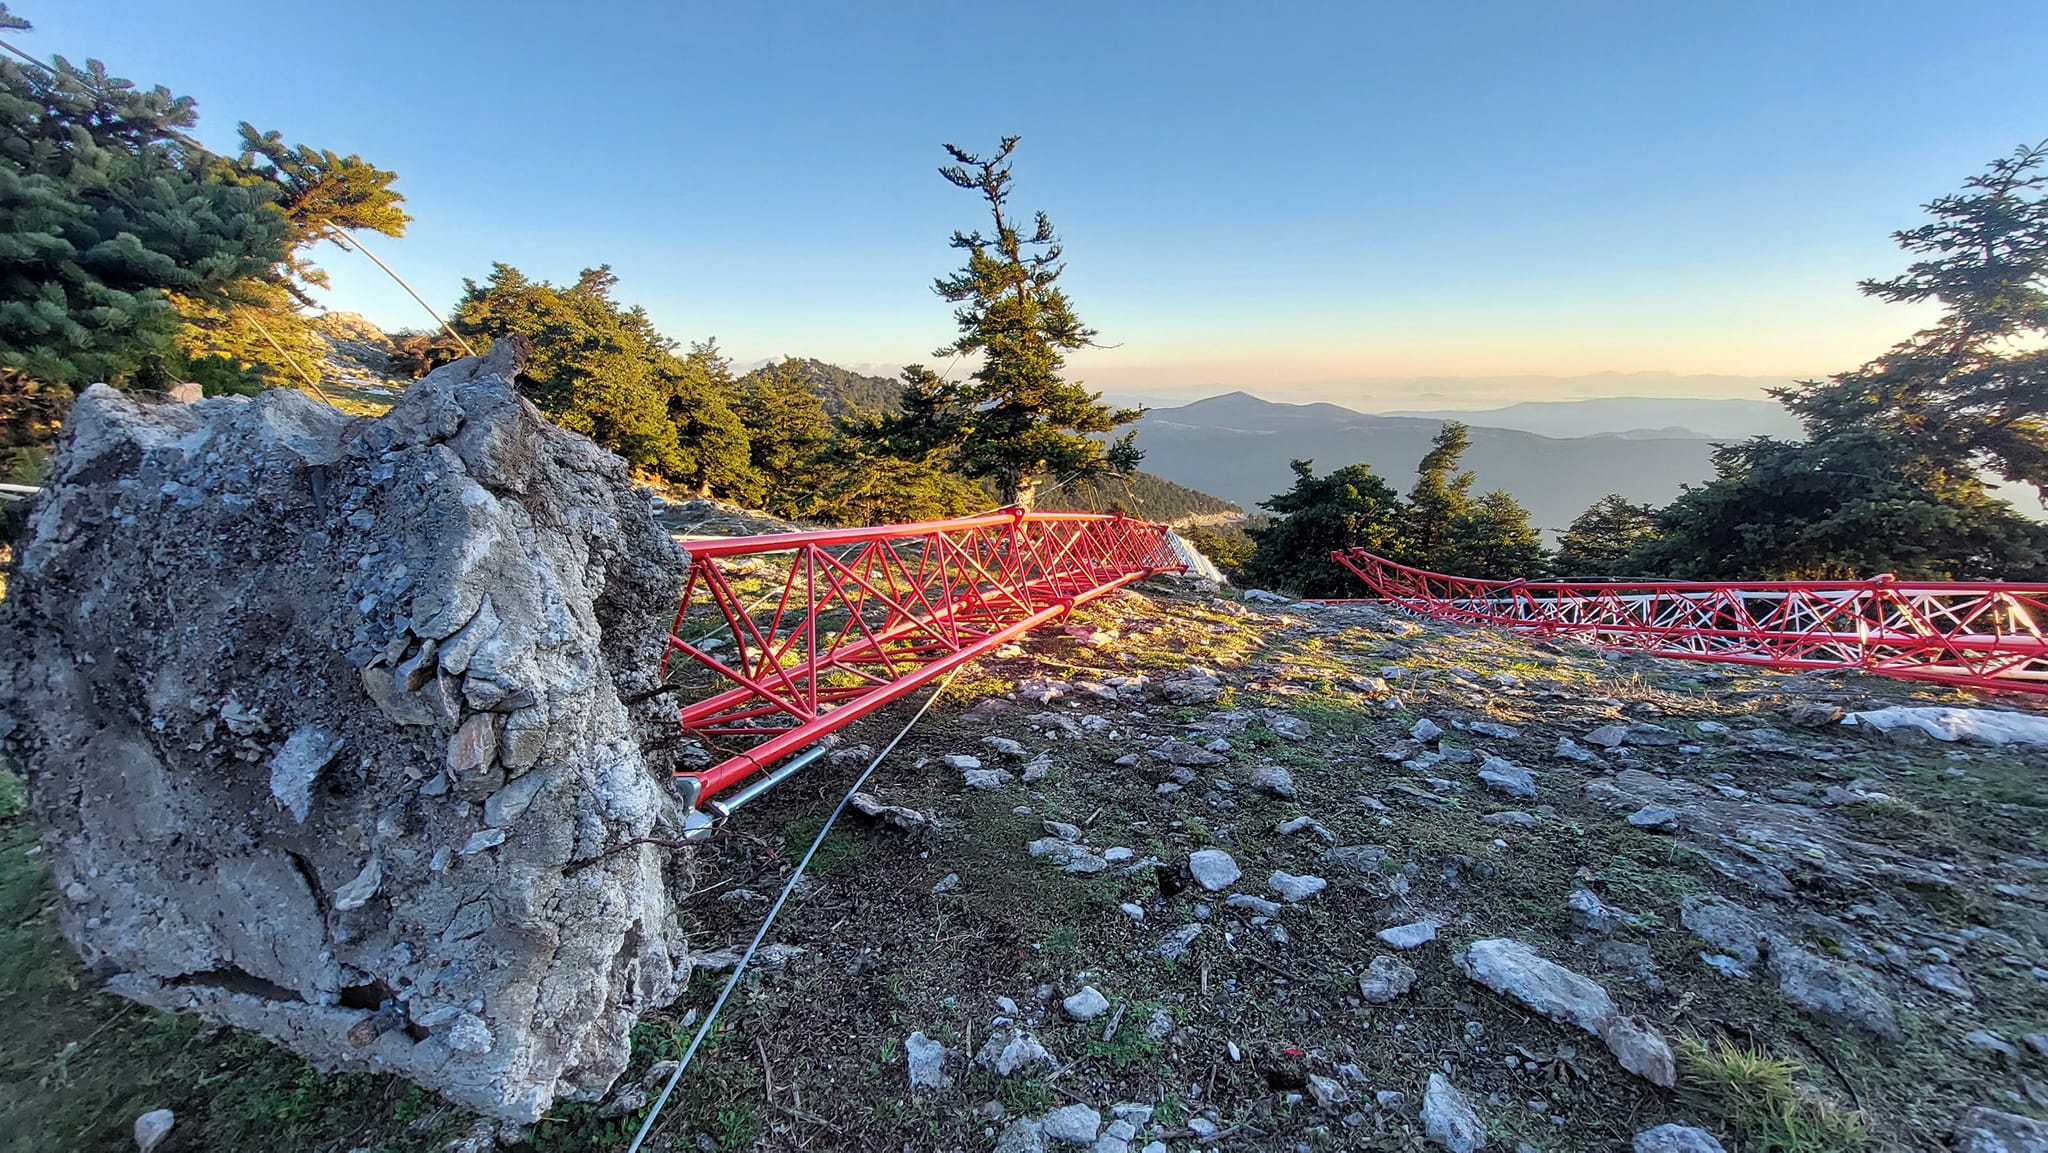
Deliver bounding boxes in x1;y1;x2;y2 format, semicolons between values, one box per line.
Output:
623;666;964;1153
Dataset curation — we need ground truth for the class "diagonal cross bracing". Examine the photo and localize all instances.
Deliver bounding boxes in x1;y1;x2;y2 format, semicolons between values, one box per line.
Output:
1330;548;2048;694
662;512;1184;805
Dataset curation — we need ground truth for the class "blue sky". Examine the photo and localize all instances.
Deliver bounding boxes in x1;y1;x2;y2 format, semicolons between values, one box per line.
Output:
30;1;2048;406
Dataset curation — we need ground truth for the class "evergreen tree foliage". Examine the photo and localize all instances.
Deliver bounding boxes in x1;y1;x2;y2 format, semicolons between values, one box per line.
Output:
738;356;903;419
452;264;753;494
1448;489;1547;579
0;10;288;466
1555;494;1662;575
731;356;833;510
1631;429;2048;579
1639;143;2048;580
170;124;409;383
1242;459;1407;596
876;137;1141;507
1404;422;1475;570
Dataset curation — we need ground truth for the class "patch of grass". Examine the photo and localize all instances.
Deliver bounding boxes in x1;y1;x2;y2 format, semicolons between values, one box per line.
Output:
1678;1035;1868;1153
0;768;21;819
1084;1000;1167;1068
780;814;871;874
712;1103;764;1149
998;1076;1057;1114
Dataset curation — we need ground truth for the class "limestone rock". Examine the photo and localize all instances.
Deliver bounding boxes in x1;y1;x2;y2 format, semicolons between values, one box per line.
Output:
1421;1072;1487;1152
1633;1124;1726;1153
0;344;694;1122
1766;940;1899;1037
1953;1108;2048;1153
1268;870;1328;902
1357;954;1417;1003
1188;848;1242;891
1063;986;1111;1020
133;1109;175;1153
1456;938;1676;1086
1041;1103;1103;1145
1378;920;1438;949
1478;757;1537;798
906;1031;951;1091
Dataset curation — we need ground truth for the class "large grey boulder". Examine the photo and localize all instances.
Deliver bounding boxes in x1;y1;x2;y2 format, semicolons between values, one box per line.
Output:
0;342;697;1122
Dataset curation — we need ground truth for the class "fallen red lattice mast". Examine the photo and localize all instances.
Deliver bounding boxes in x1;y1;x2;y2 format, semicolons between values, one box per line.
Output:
662;511;1185;820
1331;548;2048;694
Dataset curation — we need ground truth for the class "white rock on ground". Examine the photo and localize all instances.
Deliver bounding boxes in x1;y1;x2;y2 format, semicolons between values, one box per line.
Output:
1040;1103;1103;1144
1412;718;1445;743
905;1031;951;1091
133;1109;175;1153
1268;871;1328;902
1063;986;1111;1020
0;343;699;1123
1952;1107;2048;1153
1357;954;1418;1003
1456;938;1677;1086
1250;764;1297;798
1421;1072;1487;1152
1188;848;1242;891
1633;1123;1727;1153
1845;705;2048;747
1478;756;1537;798
1378;920;1438;949
942;753;983;770
977;1028;1059;1076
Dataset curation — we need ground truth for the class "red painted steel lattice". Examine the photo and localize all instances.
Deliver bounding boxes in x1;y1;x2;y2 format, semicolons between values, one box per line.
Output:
1331;548;2048;694
662;511;1183;805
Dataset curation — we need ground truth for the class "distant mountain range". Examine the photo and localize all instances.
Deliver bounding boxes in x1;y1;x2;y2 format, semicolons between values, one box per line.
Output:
1383;396;1803;442
1129;391;1795;533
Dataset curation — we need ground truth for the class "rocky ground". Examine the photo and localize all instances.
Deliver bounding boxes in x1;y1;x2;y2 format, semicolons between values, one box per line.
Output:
6;580;2048;1151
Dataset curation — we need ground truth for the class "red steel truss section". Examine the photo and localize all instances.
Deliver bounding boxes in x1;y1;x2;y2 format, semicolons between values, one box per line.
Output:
1330;548;2048;694
662;511;1184;806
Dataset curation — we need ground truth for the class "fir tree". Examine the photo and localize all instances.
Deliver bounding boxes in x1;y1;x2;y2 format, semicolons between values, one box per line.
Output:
1446;489;1547;579
877;137;1141;508
1242;459;1407;596
1555;494;1662;575
0;10;287;465
1404;422;1475;570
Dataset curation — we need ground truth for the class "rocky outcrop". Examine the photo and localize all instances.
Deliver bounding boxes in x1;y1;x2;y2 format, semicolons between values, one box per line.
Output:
0;341;696;1122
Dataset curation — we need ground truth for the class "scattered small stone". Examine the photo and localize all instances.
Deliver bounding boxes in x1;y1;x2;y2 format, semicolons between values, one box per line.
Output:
1632;1123;1727;1153
133;1109;175;1153
1357;954;1418;1003
1119;902;1145;921
1268;870;1328;902
1188;848;1242;891
983;736;1028;759
1412;718;1445;744
1482;810;1537;828
1626;804;1680;830
1963;1030;2019;1061
964;767;1016;790
1554;736;1597;762
1916;963;1977;1002
1568;888;1632;935
1379;920;1438;949
1952;1107;2048;1153
1767;942;1899;1037
1470;722;1519;739
976;1028;1058;1076
1250;764;1297;798
1421;1072;1488;1152
1277;814;1333;839
1584;724;1630;749
906;1031;952;1091
1700;953;1750;979
943;753;983;770
1457;938;1676;1086
1063;986;1111;1021
1152;740;1227;767
1156;924;1204;960
994;1117;1047;1153
1478;757;1537;798
1225;893;1282;917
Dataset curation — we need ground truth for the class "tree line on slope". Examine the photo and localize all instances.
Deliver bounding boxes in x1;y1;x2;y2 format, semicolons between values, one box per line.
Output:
1208;141;2048;594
